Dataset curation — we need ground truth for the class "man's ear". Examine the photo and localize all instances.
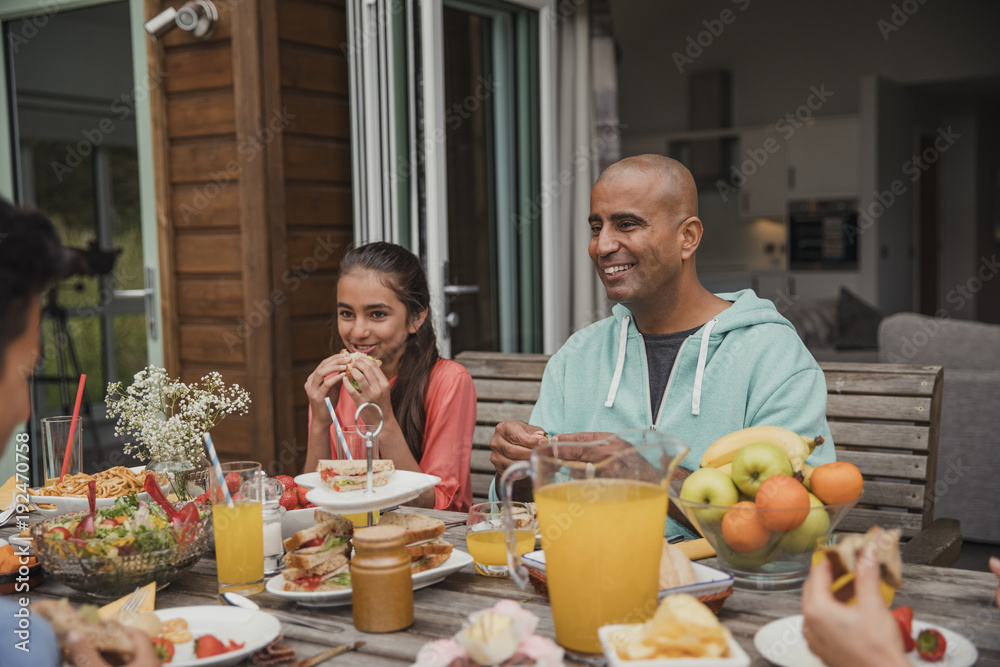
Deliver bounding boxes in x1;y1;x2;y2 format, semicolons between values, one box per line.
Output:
678;216;703;260
408;308;429;335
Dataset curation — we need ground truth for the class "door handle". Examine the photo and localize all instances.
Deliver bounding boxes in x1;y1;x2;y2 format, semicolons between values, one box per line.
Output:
443;284;480;296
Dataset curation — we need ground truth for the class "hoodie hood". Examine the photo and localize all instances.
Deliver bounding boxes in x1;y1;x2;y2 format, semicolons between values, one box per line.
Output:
605;290;797;416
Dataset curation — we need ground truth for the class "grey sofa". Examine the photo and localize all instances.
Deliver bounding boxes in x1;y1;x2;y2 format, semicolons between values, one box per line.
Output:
878;313;1000;545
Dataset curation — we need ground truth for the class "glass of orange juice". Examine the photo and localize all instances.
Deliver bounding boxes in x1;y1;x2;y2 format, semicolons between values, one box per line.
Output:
337;426;381;527
211;461;265;595
500;430;689;653
467;501;535;577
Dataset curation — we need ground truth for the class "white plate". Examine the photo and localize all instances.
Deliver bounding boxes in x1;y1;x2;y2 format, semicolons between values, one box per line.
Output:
293;472;319;489
28;466;150;517
521;551;735;599
266;548;473;607
305;470;440;513
281;507;318;540
753;614;978;667
599;624;750;667
154;605;281;667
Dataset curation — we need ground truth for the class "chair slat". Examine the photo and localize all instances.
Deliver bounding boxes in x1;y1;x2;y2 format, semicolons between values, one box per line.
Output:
476;403;534;423
826;394;933;422
837;450;927;480
824;371;936;397
470;447;493;474
455;351;549;380
472;425;495;447
860;480;926;510
837;507;924;538
471;472;494;500
472;378;542;402
819;362;940;375
828;422;930;451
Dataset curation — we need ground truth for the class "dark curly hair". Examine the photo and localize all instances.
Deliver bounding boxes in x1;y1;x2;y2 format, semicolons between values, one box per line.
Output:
0;199;62;374
336;242;438;462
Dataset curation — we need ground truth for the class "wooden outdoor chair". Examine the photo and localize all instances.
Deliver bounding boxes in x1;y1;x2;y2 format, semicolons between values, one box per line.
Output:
455;351;962;567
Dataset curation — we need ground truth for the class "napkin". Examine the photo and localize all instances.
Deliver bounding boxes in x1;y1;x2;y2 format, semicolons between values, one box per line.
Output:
0;476;33;511
676;538;716;561
97;581;157;620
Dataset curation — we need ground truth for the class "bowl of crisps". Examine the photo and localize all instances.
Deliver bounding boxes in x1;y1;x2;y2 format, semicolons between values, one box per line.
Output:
29;466;151;517
668;480;860;591
598;594;750;666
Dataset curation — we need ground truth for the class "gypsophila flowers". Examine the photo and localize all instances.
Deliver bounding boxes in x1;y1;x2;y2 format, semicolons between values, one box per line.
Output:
106;366;251;467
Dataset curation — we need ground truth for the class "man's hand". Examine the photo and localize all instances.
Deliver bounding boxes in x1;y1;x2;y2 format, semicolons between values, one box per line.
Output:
489;421;547;477
65;627;161;667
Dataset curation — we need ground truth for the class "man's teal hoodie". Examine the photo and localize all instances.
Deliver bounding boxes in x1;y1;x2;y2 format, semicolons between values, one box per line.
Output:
494;289;835;536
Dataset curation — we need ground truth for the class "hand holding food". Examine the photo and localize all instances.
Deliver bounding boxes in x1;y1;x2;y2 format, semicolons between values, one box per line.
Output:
488;421;548;476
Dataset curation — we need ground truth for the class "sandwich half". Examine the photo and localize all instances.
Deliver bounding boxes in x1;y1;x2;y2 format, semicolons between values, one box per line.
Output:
318;458;395;492
340;348;382;391
822;525;903;601
379;512;453;573
282;511;354;591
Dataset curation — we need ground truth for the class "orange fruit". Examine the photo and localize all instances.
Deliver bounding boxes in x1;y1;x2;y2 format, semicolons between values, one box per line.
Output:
755;474;810;531
721;501;772;553
810;462;864;505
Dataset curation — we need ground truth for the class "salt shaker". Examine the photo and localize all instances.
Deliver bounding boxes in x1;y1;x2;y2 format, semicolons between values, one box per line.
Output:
262;502;285;576
351;525;413;632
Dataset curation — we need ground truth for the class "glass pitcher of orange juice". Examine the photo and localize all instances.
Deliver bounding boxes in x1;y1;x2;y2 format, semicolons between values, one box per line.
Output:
499;430;689;653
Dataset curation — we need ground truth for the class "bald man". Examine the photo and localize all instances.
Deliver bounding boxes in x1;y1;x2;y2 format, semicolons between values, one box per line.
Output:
489;155;835;536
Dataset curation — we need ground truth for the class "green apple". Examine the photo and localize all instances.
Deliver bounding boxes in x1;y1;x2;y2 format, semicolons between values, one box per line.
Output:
679;467;740;526
731;442;793;498
715;539;776;570
778;493;831;553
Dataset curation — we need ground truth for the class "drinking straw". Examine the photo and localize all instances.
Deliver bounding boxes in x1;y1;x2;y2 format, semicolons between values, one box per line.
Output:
203;433;234;508
325;397;352;460
60;374;86;481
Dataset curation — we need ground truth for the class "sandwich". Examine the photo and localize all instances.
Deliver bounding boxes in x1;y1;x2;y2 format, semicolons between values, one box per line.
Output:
659;539;697;590
378;512;454;573
318;458;395;492
282;510;354;592
822;525;902;601
341;348;382;391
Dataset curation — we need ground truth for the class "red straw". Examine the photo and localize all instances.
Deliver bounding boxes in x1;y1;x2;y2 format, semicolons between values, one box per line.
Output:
60;374;86;481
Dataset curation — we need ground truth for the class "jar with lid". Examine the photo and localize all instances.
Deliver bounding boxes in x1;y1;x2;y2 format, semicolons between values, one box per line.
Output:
351;525;414;632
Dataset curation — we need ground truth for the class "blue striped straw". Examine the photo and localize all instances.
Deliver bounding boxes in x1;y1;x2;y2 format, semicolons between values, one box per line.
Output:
325;397;352;460
203;433;234;508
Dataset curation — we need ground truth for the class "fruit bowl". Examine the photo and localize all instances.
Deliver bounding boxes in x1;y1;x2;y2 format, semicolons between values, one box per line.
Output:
668;479;859;591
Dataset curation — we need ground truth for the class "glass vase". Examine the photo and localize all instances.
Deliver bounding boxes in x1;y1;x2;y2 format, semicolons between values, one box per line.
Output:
145;455;212;501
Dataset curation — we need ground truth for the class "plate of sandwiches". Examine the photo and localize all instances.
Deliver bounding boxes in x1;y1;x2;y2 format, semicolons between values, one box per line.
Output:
266;511;472;607
302;460;441;513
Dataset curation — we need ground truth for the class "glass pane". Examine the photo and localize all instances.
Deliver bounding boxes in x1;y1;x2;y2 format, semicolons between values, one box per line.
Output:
110;147;144;291
36;316;105;411
113;314;148;387
443;7;499;354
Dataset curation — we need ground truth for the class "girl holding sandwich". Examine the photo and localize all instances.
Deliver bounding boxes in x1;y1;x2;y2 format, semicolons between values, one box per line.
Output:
303;242;476;512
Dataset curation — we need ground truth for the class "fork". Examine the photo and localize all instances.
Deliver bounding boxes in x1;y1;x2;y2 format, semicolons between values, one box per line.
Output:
120;586;149;615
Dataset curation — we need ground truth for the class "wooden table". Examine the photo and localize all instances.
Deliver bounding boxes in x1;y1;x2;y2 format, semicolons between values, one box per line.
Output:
5;509;999;666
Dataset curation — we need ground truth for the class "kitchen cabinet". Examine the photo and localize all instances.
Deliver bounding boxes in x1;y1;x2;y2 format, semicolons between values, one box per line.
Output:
737;128;787;218
785;118;859;200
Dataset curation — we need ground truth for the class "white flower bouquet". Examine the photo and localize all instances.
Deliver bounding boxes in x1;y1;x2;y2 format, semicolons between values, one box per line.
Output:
106;366;251;468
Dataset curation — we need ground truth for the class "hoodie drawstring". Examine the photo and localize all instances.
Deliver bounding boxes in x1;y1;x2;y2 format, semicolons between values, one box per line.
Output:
691;318;717;416
604;315;630;408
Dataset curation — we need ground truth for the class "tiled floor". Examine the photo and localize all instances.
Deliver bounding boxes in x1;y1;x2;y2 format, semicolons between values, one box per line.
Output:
954;540;999;572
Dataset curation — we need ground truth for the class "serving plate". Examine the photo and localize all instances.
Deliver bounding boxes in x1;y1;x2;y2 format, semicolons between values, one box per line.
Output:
266;549;473;607
304;470;441;513
155;605;281;667
28;466;150;517
599;624;750;667
520;551;735;599
753;614;978;667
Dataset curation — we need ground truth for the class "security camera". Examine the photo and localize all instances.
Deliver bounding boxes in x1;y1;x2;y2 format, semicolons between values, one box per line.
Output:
144;0;218;41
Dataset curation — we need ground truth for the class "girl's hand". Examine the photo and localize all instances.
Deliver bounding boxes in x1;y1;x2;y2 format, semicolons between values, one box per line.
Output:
304;352;351;422
342;354;394;422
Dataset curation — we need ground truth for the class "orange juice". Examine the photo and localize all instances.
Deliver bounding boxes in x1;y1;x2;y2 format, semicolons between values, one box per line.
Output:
344;509;380;527
467;529;535;571
536;479;667;653
213;500;264;594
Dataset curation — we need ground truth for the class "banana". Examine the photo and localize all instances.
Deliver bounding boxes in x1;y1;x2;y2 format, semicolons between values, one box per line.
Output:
700;425;814;471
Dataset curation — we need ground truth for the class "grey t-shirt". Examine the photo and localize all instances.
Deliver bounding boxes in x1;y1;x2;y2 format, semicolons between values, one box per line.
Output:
643;326;701;419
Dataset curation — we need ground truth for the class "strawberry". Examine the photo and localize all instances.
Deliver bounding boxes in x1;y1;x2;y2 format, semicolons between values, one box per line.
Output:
304;503;317;508
227;640;245;651
275;475;296;492
891;606;915;652
279;490;298;512
225;472;240;494
151;637;175;662
296;485;310;506
917;628;946;661
194;634;227;659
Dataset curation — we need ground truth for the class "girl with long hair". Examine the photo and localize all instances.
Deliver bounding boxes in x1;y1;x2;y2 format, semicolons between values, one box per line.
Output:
303;242;476;511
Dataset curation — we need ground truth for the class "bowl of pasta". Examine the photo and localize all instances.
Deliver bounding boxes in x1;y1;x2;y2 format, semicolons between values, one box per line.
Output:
28;466;151;516
30;493;211;598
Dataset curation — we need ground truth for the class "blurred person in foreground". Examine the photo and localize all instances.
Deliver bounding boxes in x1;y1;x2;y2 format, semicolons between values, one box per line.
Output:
0;199;157;667
802;547;1000;666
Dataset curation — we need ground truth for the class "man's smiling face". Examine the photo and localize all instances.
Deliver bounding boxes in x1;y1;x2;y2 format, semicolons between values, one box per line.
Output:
588;169;687;310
